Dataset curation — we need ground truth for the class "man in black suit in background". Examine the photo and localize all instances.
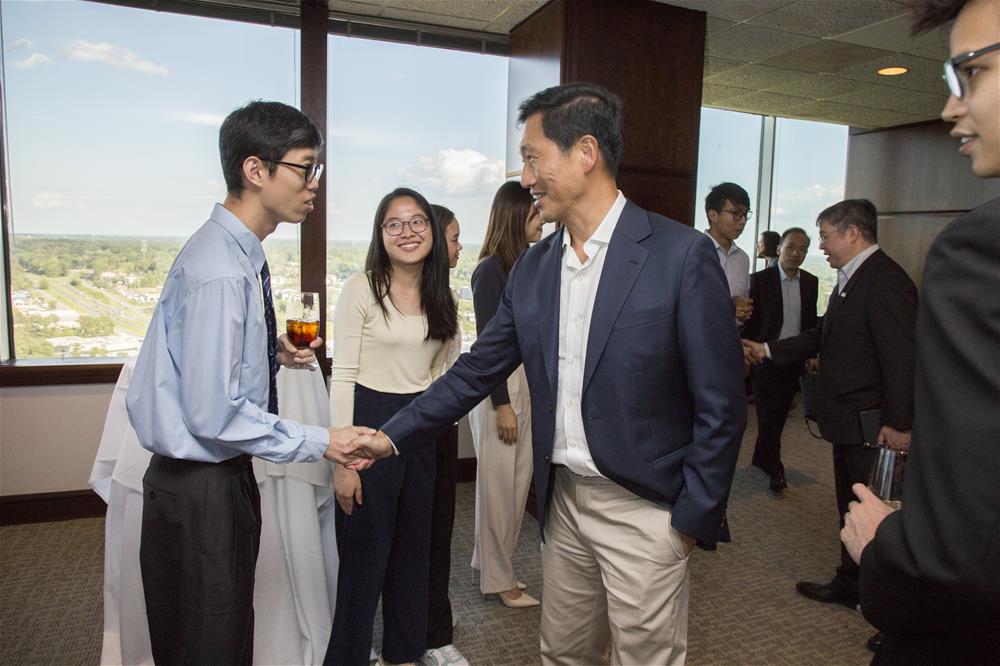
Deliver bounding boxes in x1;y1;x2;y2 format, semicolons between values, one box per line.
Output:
742;227;817;492
841;0;1000;662
743;199;917;610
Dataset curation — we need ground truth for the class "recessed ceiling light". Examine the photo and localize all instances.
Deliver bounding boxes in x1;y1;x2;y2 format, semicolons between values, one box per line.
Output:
878;66;909;76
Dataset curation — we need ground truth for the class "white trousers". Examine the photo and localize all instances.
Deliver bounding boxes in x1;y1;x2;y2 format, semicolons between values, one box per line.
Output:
540;467;691;666
469;364;534;594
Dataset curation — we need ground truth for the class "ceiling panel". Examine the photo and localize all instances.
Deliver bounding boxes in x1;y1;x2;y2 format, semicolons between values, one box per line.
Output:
835;52;945;94
485;0;547;33
833;84;946;116
703;56;745;77
655;0;796;23
383;0;516;22
706;16;736;34
747;0;905;39
378;6;489;30
760;40;895;73
706;63;815;91
766;73;870;99
706;23;814;62
796;100;926;128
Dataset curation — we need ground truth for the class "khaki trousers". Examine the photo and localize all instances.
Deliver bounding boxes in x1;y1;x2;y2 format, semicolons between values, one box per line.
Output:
540;467;691;666
469;364;534;594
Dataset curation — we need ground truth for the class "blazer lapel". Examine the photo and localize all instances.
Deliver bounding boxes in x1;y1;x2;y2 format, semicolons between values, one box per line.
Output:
539;229;564;397
582;203;650;395
822;249;880;344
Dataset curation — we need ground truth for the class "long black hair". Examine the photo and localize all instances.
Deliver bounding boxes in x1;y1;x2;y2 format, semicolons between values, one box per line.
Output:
364;187;458;342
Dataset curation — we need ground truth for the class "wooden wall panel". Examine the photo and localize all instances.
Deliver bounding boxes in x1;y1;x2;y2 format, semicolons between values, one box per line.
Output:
508;0;706;224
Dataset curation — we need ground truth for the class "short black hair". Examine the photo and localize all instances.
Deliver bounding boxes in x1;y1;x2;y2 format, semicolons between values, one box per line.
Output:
817;199;878;243
219;100;323;194
759;230;781;255
705;182;751;213
780;227;810;243
517;82;624;176
911;0;967;33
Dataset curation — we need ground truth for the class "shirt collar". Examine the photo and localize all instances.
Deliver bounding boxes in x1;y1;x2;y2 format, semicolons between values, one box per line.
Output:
561;190;627;250
210;203;267;274
704;229;741;256
838;243;879;287
780;266;800;282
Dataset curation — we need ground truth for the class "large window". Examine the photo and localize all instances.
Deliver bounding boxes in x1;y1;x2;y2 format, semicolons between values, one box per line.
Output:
771;118;848;312
1;0;298;359
324;36;508;351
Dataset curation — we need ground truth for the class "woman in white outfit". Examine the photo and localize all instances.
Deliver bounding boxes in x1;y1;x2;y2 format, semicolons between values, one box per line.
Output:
469;181;544;607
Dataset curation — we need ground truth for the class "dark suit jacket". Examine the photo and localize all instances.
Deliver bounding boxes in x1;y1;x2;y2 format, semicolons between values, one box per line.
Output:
768;249;917;445
382;200;747;546
741;265;819;344
860;199;1000;665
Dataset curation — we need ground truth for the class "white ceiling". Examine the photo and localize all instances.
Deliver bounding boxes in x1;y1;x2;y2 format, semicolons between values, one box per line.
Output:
216;0;955;128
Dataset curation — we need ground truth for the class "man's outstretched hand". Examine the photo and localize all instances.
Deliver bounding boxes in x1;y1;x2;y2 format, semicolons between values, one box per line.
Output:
324;425;376;469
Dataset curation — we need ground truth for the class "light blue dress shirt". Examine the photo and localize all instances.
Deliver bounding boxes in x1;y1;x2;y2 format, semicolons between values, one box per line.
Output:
126;204;328;463
778;266;802;340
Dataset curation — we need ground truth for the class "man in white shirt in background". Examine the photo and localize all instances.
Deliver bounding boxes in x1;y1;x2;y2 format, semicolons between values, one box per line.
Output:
704;182;753;322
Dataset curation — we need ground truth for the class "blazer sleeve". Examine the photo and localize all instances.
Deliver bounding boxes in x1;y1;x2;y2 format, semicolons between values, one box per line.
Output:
671;233;747;546
767;319;822;365
801;272;819;332
471;257;512;408
868;265;917;431
381;260;525;455
740;271;764;341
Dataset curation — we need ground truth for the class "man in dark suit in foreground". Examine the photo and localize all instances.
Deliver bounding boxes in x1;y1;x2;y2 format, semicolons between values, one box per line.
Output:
841;0;1000;662
741;227;818;491
351;82;746;664
743;199;917;610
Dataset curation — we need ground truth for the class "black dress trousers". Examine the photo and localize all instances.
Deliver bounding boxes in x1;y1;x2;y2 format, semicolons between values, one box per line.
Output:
426;423;459;649
140;453;261;666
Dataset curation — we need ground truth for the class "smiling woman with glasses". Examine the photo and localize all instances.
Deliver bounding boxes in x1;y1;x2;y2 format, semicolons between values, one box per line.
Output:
324;187;458;666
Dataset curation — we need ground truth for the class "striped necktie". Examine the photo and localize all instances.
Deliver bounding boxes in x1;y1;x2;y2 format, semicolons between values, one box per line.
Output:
261;260;279;415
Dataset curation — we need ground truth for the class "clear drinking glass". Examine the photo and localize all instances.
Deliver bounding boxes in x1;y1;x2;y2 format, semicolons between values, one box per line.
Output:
283;291;320;349
868;446;905;510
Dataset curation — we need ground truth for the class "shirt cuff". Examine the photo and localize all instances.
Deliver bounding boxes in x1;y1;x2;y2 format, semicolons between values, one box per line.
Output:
381;431;400;456
301;424;332;462
763;342;773;360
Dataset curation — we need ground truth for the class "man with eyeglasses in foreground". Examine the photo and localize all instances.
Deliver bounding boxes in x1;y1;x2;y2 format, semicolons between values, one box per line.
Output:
704;182;755;322
126;100;374;665
743;199;918;622
840;0;1000;662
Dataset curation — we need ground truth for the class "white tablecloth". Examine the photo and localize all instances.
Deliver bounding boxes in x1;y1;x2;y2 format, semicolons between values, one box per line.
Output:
89;362;338;665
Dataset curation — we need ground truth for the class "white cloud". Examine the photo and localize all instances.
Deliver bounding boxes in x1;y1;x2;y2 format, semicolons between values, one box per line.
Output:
64;39;168;76
172;111;226;127
33;192;84;209
6;38;33;53
11;53;52;69
399;149;504;196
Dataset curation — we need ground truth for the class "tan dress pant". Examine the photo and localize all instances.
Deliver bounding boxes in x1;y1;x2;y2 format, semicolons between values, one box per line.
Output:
469;364;534;594
540;467;691;666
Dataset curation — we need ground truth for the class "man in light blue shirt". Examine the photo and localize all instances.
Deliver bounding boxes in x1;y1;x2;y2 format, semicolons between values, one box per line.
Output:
126;101;372;665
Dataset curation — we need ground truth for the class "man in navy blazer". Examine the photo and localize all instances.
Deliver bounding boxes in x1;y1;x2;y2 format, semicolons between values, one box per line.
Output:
352;83;746;664
741;227;818;491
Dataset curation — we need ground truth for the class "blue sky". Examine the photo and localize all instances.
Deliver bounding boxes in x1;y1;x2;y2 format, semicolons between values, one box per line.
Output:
3;0;846;251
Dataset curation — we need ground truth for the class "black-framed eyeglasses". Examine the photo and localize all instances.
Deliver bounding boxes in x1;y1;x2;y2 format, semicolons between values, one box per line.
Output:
721;208;752;221
261;158;325;183
381;216;430;236
943;41;1000;99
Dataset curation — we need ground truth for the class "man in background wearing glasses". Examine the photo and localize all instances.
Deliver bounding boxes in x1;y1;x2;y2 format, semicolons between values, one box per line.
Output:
126;101;372;665
704;182;754;322
841;0;1000;662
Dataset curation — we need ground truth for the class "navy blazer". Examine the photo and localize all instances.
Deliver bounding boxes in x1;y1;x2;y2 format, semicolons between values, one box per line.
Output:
381;200;746;546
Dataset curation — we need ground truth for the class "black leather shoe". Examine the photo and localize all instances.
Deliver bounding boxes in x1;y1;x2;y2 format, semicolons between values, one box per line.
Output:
795;579;859;609
769;471;788;491
867;631;883;653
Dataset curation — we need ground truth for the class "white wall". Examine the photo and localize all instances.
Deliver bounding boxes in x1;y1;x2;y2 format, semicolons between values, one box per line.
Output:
0;383;115;495
0;382;477;497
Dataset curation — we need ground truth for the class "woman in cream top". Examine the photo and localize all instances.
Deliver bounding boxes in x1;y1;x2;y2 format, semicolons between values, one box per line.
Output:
323;188;457;666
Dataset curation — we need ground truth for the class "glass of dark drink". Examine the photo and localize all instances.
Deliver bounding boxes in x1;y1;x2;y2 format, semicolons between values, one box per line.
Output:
284;291;320;349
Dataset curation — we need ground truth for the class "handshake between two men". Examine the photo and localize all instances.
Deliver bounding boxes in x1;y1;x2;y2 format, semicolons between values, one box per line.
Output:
323;427;395;470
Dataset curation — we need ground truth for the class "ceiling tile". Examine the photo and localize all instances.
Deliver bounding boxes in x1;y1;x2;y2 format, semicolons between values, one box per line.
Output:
383;0;514;22
795;100;927;127
747;0;906;38
702;82;748;105
722;89;816;116
905;39;949;61
833;85;946;116
706;23;814;63
378;6;488;30
705;63;815;91
484;0;546;33
833;11;946;51
704;56;745;77
766;73;869;99
760;40;894;73
656;0;797;23
330;0;387;15
706;16;736;35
